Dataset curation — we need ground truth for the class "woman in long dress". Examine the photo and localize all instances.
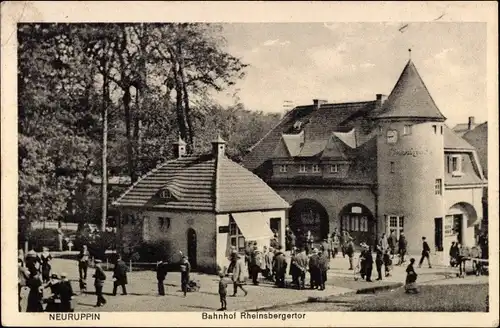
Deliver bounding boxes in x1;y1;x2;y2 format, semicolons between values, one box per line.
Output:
40;247;53;283
405;258;418;293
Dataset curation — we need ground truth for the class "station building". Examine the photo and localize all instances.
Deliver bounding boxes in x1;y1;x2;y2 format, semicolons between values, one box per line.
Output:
113;137;289;272
242;59;487;256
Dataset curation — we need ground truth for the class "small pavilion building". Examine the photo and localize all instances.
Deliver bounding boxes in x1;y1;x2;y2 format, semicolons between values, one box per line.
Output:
113;136;290;273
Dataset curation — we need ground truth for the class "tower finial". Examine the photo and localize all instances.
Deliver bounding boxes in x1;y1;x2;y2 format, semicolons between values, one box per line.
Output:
408;48;412;60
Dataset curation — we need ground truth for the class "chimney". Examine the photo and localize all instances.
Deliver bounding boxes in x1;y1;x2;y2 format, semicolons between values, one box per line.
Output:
172;136;187;159
313;99;328;110
376;94;387;108
211;134;226;159
468;116;475;130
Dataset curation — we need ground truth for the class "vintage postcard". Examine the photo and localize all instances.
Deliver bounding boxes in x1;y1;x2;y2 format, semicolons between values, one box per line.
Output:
1;1;498;327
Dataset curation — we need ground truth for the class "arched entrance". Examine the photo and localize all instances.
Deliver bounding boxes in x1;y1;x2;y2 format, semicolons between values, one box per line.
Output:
289;199;329;242
339;203;375;247
187;228;197;269
445;202;478;245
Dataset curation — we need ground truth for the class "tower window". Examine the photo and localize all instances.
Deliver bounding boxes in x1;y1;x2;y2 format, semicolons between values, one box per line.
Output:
432;125;437;134
279;164;288;173
299;164;307;173
448;155;463;176
403;125;412;135
440;126;443;135
390;162;395;173
312;164;320;173
435;179;442;195
330;164;339;173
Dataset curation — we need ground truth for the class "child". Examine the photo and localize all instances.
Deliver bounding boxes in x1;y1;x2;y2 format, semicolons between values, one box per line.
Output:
218;272;228;311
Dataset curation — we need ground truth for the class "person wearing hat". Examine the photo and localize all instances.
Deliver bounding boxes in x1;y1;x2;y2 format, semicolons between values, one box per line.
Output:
250;245;262;285
308;248;321;289
156;257;169;296
43;273;62;311
179;255;191;297
318;249;329;290
25;249;41;277
92;259;107;307
58;272;75;312
40;247;53;283
231;253;248;296
112;254;128;296
345;237;355;270
397;232;408;265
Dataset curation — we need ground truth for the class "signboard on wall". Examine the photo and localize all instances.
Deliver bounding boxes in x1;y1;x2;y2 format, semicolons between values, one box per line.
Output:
444;216;454;237
218;226;229;234
351;206;362;214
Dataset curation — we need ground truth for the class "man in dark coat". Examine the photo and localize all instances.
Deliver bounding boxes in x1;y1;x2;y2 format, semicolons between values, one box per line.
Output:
418;236;432;268
398;232;408;265
308;249;321;289
293;248;308;290
375;244;384;281
26;273;44;312
156;258;169;296
387;230;396;258
58;272;75;312
77;245;90;280
180;255;191;297
345;237;355;270
93;259;107;307
364;245;373;282
112;255;128;295
318;250;329;290
272;246;287;288
250;246;262;285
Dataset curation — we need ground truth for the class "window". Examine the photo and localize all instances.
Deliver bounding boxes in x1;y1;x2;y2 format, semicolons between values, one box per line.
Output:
390;162;395;173
448;155;463;176
403;125;412;135
158;217;171;229
229;216;245;252
330;164;339;173
160;189;172;199
432;125;437;134
299;164;307;173
387;215;404;240
359;216;368;232
440;126;443;135
312;164;320;173
435;179;442;195
279;164;287;173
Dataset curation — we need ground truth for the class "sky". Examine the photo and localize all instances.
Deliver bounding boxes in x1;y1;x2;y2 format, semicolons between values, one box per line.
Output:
212;22;487;128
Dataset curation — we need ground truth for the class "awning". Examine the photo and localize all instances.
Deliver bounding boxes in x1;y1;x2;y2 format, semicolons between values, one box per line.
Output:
231;212;274;241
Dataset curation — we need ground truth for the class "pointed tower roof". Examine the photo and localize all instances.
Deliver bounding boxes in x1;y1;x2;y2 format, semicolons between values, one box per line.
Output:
374;59;446;121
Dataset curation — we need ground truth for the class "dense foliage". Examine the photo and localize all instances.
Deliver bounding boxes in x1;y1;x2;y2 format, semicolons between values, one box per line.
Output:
18;23;281;235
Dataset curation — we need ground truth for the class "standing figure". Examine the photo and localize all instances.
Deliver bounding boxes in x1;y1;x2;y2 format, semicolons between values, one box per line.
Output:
418;236;432;268
25;249;41;277
57;222;64;251
78;245;90;280
231;253;248;296
44;273;62;312
387;230;396;259
250;246;262;285
58;273;75;312
112;255;128;296
92;259;107;307
305;231;314;255
359;244;367;279
156;258;169;296
26;273;44;312
308;249;321;289
405;258;419;293
18;258;29;311
289;249;299;288
260;246;269;278
294;248;308;290
363;245;373;282
318;250;329;290
272;246;287;288
265;247;275;280
375;244;384;281
331;230;340;258
321;238;331;260
244;242;253;278
40;247;52;283
380;233;389;252
345;237;355;270
383;248;392;277
179;256;191;297
218;272;228;311
397;232;408;265
449;241;459;267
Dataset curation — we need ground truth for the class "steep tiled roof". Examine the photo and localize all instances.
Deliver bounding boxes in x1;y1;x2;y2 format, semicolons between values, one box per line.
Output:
463;122;488;177
452;123;477;136
321;134;351;160
113;154;289;213
242;101;377;170
373;60;446;121
443;125;476;151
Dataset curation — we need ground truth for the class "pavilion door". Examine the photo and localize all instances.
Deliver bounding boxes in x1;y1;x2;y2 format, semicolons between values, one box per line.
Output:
434;217;443;251
187;228;197;270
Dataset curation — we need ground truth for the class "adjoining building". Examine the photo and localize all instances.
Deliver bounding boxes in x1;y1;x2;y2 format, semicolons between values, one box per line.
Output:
242;58;487;257
113;136;289;272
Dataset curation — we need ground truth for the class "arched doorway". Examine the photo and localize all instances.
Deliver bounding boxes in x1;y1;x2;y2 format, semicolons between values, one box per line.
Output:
339;203;375;247
445;202;478;245
288;199;329;243
187;228;197;269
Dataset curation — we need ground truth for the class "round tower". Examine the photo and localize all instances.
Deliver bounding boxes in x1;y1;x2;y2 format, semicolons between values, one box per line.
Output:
374;59;446;255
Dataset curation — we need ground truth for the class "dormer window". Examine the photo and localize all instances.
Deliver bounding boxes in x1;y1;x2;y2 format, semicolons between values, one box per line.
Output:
279;164;288;173
299;164;307;173
403;125;412;136
159;189;173;200
312;164;320;173
330;164;339;173
448;155;464;177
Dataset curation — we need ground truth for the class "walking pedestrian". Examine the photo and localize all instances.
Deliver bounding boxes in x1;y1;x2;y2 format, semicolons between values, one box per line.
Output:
308;248;321;289
273;246;287;288
92;259;107;307
418;236;432;268
397;232;407;265
77;245;90;280
26;273;44;312
231;253;248;296
112;255;128;296
218;272;228;311
156;258;169;296
345;237;355;270
58;273;75;312
180;255;191;297
318;250;329;290
40;247;52;283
